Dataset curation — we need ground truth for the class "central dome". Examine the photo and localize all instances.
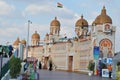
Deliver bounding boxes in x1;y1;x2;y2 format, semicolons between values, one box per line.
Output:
92;6;112;25
21;39;26;45
75;15;88;27
32;31;40;40
50;17;60;26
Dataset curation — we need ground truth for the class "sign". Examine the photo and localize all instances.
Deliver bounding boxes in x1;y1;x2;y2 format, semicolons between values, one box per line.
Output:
102;58;112;64
107;58;112;64
102;69;109;77
93;46;100;60
102;58;107;64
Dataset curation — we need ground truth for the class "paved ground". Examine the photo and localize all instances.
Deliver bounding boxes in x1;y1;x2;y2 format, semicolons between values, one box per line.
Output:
39;70;114;80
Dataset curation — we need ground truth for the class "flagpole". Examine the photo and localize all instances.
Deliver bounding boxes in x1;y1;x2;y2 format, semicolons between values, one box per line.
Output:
26;20;32;59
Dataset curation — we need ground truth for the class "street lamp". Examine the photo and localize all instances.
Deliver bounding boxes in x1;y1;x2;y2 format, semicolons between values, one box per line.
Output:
26;20;32;59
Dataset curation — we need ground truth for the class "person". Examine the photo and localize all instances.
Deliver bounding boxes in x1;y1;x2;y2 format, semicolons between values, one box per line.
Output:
108;64;112;78
39;61;42;69
49;60;52;71
24;62;28;71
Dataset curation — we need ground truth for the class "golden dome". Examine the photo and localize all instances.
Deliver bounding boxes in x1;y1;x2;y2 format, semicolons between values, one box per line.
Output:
13;37;20;45
50;17;60;26
46;33;49;36
92;6;112;25
32;31;40;40
21;39;26;45
75;15;88;27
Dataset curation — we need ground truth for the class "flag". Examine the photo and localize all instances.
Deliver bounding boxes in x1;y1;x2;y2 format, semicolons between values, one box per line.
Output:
57;2;63;8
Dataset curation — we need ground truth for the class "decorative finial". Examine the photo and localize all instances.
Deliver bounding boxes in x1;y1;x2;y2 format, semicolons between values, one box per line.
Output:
35;31;37;33
81;14;83;19
17;37;19;40
55;17;57;20
103;6;105;9
101;6;106;15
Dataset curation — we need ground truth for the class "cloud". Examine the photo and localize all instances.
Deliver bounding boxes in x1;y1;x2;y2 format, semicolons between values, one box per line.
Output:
0;27;21;37
23;2;79;19
0;1;15;15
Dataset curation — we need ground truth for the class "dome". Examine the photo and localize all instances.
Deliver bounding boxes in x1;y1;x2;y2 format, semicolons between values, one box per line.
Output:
75;15;88;27
32;31;40;40
13;37;20;45
92;6;112;25
50;17;60;26
46;33;49;36
21;39;26;45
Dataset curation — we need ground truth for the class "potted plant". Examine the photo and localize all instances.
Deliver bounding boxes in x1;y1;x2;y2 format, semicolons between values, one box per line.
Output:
9;56;22;79
88;60;95;76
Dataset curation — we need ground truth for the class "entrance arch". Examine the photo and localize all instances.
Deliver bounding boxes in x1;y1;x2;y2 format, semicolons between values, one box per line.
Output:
99;38;113;58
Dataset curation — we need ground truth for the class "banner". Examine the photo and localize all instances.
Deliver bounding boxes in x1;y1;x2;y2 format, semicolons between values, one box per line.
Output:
102;69;109;77
93;46;100;60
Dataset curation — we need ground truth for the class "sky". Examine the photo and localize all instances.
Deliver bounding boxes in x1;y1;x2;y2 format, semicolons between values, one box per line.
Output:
0;0;120;52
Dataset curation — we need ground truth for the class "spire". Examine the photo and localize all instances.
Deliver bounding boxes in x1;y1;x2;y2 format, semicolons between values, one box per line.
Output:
81;14;83;19
17;37;20;41
35;31;37;33
55;16;57;20
101;6;106;15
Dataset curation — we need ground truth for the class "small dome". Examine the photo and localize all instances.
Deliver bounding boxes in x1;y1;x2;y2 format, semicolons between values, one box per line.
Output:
75;15;88;27
32;31;40;40
92;6;112;25
21;39;26;45
13;37;20;45
46;33;49;36
50;17;60;26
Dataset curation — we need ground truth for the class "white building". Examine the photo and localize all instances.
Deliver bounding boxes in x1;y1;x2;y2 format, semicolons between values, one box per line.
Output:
13;6;116;72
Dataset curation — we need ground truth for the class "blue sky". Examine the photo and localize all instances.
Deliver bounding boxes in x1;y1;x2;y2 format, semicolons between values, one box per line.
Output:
0;0;120;52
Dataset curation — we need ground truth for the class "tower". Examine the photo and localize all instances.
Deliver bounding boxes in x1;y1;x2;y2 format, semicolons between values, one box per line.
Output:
75;15;89;39
31;31;40;46
92;6;115;58
50;17;60;36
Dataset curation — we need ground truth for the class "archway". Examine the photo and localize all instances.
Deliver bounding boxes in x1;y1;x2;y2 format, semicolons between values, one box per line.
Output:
99;38;113;58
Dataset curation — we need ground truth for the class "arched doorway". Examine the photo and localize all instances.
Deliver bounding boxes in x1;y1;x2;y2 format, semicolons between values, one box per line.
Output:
99;38;113;58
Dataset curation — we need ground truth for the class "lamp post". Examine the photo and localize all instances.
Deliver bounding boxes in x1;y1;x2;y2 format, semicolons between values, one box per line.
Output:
26;20;32;59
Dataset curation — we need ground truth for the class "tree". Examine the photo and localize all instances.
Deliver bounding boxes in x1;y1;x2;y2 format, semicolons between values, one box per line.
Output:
10;56;22;78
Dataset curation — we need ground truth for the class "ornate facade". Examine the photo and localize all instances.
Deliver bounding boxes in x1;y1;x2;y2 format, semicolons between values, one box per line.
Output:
13;6;116;72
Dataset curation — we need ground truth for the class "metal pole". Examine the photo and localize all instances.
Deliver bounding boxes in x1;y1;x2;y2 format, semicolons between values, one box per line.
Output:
0;55;2;79
26;20;32;59
0;47;3;79
0;54;3;79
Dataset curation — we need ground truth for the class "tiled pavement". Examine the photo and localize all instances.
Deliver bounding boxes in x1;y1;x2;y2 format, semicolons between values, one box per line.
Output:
39;70;114;80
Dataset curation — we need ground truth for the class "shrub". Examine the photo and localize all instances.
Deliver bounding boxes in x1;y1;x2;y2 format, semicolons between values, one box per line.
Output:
88;60;95;71
10;56;22;78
